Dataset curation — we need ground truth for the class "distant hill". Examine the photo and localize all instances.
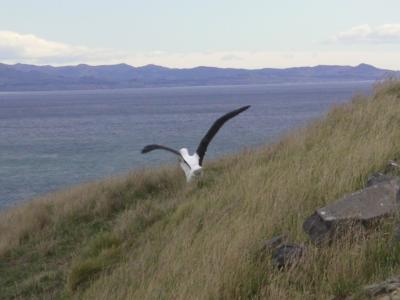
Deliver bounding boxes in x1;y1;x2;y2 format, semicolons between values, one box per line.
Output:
0;62;398;91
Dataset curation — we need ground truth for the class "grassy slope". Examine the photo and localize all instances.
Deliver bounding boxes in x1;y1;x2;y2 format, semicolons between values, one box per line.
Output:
2;82;400;299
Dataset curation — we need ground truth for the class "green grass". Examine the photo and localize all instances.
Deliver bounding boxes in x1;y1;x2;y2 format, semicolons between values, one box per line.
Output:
2;81;400;299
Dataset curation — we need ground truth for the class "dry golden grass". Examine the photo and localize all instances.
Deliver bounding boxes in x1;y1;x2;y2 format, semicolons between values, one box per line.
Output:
2;81;400;299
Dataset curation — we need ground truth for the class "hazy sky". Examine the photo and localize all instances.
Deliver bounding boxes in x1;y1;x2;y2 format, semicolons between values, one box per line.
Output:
1;0;400;68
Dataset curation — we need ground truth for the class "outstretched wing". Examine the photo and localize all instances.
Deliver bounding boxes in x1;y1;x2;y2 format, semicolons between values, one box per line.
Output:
196;105;250;165
141;144;181;157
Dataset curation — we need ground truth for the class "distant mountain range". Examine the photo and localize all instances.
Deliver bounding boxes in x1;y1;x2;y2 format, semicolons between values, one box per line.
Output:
0;63;398;91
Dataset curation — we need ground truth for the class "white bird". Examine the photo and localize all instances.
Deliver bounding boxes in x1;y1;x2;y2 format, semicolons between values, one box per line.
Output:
141;105;250;182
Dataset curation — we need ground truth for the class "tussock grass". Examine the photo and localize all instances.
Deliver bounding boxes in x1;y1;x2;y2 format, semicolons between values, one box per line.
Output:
2;81;400;299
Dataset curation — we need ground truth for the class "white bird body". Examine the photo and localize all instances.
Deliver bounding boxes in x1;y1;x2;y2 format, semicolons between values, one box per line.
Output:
179;148;202;182
141;105;250;182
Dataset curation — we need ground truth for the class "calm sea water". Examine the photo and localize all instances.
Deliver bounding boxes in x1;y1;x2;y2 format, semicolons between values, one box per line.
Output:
0;82;372;208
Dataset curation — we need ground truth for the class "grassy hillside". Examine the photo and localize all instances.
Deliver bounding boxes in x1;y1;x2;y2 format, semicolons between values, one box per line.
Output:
2;81;400;299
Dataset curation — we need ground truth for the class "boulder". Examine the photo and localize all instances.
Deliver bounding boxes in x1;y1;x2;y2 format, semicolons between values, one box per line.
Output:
363;275;400;299
303;212;334;244
303;178;400;244
261;235;305;269
366;172;396;187
271;244;305;269
261;235;285;251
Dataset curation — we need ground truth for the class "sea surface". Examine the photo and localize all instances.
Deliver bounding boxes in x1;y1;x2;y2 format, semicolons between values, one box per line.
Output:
0;81;373;208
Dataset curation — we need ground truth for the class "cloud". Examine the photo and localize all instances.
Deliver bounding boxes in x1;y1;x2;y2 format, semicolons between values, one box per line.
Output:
220;54;243;61
333;24;400;44
122;51;400;70
0;30;126;64
1;30;400;70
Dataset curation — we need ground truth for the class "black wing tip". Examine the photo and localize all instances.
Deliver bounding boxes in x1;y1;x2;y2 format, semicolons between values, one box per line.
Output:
141;145;154;154
230;105;250;116
239;105;251;111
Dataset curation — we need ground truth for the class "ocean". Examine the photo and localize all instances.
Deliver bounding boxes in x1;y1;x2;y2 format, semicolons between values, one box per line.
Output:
0;81;373;207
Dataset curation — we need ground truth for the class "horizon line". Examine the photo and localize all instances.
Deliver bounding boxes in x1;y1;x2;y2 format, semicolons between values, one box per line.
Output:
1;62;394;71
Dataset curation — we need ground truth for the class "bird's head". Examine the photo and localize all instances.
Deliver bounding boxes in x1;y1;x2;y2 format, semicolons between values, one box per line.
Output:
187;165;203;182
192;165;202;175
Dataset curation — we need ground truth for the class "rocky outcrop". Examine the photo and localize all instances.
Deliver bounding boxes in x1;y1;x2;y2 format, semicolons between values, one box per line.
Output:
343;275;400;299
266;170;400;271
366;173;397;187
261;235;305;269
363;276;400;299
304;176;400;244
271;244;305;269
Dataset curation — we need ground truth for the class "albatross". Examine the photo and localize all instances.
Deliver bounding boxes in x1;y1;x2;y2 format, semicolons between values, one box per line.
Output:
141;105;250;182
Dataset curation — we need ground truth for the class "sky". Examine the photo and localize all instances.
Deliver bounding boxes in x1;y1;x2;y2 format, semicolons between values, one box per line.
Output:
1;0;400;69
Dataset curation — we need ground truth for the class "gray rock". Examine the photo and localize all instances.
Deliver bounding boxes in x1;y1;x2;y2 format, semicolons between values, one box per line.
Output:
303;178;400;244
363;275;400;299
342;276;400;299
261;235;285;251
260;236;304;269
366;172;395;187
271;244;305;269
259;235;285;261
303;212;334;244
